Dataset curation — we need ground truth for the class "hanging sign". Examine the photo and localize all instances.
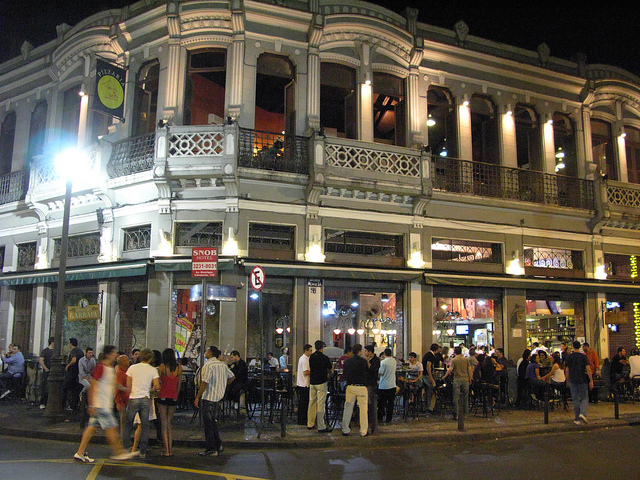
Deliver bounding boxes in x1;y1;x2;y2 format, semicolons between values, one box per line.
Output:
92;58;127;120
67;298;100;321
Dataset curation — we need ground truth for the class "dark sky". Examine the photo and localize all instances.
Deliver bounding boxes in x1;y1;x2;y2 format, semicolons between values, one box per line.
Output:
1;0;639;76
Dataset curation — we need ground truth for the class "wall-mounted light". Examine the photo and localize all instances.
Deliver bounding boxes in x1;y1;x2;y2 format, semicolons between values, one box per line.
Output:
222;227;238;256
371;321;380;335
426;114;436;127
381;294;389;303
157;119;168;128
407;242;425;269
506;250;525;275
305;233;325;262
78;84;86;96
446;328;455;336
462;94;469;106
250;292;259;300
351;292;359;308
439;144;448;157
347;327;356;335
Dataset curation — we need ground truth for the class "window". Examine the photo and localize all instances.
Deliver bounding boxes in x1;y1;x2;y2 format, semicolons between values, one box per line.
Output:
591;118;617;180
0;112;16;175
604;253;639;280
61;86;82;145
325;229;404;267
0;245;4;270
524;246;584;277
28;101;47;160
553;112;576;177
373;72;406;146
175;222;222;247
470;95;499;164
427;86;457;158
54;233;101;259
17;242;37;270
185;51;226;126
514;104;541;170
249;223;295;260
320;62;356;139
255;53;295;134
123;226;151;252
624;126;640;184
431;238;502;263
132;60;160;135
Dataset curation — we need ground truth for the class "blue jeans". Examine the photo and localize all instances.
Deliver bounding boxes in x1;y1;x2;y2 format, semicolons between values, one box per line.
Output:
569;382;589;421
201;399;222;451
123;397;151;454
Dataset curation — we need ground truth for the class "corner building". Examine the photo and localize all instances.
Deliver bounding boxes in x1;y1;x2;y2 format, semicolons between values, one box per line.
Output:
2;0;640;366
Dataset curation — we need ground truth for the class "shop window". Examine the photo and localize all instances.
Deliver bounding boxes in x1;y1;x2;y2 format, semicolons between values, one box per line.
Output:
255;53;295;135
604;253;639;281
249;223;295;260
132;60;160;135
175;222;222;248
433;295;498;351
320;62;356;139
324;229;404;267
470;94;499;165
624;126;640;184
514;104;541;170
324;285;404;360
54;232;101;260
373;72;406;146
17;242;36;270
427;86;457;158
526;297;581;351
61;85;82;145
431;238;502;263
123;225;151;252
523;246;584;278
13;286;33;355
28;101;47;160
591;118;617;180
0;111;16;175
184;51;226;126
553;112;577;177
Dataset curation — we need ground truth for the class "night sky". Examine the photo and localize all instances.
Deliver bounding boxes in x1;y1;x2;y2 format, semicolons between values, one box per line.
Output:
1;0;639;76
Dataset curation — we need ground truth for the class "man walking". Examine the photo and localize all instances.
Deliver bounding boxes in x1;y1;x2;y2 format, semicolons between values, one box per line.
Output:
296;344;312;425
565;340;593;425
308;340;333;433
73;345;137;463
195;346;234;456
341;344;369;437
122;348;160;458
377;348;396;424
38;337;55;408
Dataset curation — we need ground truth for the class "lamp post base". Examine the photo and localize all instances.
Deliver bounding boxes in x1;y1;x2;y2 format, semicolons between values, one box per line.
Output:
44;357;65;419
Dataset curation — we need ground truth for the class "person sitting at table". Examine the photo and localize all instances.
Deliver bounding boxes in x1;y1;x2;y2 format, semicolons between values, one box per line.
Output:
537;349;551;368
629;349;640;389
515;349;531;409
610;347;629;391
544;352;566;401
525;353;547;400
265;352;279;370
227;350;248;405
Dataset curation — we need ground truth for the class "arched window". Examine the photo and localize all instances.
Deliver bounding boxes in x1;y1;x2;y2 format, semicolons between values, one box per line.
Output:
185;50;226;126
553;112;576;177
255;53;295;134
320;62;356;139
514;104;541;170
427;86;457;158
0;111;16;175
470;95;499;164
28;101;47;160
624;126;640;184
61;85;82;145
373;72;406;147
132;60;160;134
591;118;617;180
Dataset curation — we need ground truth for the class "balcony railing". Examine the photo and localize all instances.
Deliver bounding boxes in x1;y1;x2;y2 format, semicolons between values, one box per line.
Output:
238;129;309;175
430;156;595;210
606;181;640;208
107;132;155;178
0;170;28;205
324;140;421;178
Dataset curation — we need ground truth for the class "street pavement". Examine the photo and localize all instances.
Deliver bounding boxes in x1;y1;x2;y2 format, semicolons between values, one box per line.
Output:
1;397;639;450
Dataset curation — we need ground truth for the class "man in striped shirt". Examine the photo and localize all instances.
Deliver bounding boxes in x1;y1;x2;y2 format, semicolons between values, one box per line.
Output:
195;346;234;456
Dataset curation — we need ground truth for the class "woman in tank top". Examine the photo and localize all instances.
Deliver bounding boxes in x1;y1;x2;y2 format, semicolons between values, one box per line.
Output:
157;348;182;457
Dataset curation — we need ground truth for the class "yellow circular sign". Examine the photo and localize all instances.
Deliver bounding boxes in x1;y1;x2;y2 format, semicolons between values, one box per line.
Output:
97;75;124;110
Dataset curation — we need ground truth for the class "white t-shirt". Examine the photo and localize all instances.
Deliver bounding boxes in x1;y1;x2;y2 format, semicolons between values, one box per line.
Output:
91;362;115;410
297;354;310;388
126;362;159;399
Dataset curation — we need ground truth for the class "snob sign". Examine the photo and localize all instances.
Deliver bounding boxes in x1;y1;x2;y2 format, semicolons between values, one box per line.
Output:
192;247;218;277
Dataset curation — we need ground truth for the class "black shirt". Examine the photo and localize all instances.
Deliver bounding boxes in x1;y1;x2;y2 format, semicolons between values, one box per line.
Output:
40;347;54;370
67;347;84;376
343;355;369;386
309;350;332;385
366;355;380;387
230;359;248;385
422;351;436;374
610;354;627;380
566;351;589;384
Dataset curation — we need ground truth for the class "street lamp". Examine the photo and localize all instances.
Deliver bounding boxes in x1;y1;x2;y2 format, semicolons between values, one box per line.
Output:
45;148;89;417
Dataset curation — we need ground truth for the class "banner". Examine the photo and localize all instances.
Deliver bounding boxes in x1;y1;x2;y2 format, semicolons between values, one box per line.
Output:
93;58;126;120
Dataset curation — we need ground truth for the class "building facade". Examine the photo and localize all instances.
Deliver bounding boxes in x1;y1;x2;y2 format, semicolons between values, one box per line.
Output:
1;0;640;364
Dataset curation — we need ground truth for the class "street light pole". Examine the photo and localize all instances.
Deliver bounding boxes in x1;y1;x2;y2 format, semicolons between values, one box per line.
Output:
45;177;72;417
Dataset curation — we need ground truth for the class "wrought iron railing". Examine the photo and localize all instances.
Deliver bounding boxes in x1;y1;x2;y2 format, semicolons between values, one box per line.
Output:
54;233;101;260
430;156;595;210
238;129;309;175
0;170;28;205
107;132;155;178
17;242;37;270
123;226;151;252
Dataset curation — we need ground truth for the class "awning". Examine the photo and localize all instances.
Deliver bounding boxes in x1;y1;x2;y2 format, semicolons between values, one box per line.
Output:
423;270;640;295
0;261;149;286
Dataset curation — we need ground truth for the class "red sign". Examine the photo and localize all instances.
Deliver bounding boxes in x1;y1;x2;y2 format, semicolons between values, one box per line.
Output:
192;247;218;277
250;265;265;291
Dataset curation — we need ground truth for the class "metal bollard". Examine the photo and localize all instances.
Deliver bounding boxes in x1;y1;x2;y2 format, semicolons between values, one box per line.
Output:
543;385;549;424
614;384;620;420
458;389;465;431
280;392;287;438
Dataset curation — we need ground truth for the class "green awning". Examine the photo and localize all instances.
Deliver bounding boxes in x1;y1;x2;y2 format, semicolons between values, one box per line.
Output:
0;261;149;286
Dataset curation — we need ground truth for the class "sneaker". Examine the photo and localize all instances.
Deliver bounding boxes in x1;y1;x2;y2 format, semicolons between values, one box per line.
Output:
74;452;95;463
579;414;588;424
138;453;146;459
199;449;219;457
111;451;139;461
318;428;333;433
0;390;12;399
573;420;581;425
39;404;46;409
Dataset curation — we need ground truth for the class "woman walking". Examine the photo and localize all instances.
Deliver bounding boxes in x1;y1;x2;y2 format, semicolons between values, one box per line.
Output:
157;348;182;456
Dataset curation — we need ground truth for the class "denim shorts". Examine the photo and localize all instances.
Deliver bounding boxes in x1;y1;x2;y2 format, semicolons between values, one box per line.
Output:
88;407;119;430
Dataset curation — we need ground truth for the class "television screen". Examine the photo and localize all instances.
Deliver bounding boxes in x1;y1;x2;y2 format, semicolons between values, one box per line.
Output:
456;324;469;335
606;301;621;309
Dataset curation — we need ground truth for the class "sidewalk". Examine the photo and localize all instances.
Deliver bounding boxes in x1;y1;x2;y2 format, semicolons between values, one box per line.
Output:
1;399;639;450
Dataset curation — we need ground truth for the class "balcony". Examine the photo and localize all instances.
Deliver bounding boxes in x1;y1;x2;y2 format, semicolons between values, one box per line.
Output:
430;156;595;210
238;128;309;175
0;170;28;205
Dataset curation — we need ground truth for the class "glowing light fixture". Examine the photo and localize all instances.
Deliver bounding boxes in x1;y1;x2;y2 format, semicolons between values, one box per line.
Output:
222;227;238;256
426;115;436;127
347;327;356;335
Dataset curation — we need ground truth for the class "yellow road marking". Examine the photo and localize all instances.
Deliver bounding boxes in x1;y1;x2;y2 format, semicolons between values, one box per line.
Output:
86;458;104;480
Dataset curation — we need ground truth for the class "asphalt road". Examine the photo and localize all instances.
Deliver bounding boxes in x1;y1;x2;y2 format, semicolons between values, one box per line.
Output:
1;426;638;480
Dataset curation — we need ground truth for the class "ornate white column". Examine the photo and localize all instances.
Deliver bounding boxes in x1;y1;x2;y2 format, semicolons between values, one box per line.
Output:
306;14;324;133
227;0;246;122
406;41;424;147
163;0;182;123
